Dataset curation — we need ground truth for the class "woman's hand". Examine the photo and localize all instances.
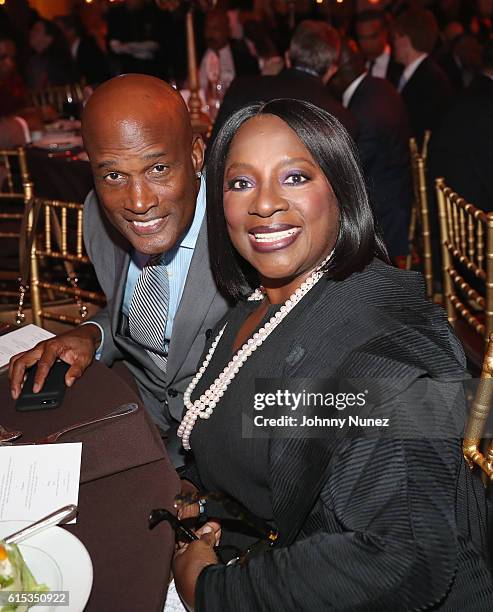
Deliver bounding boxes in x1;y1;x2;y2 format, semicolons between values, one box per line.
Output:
173;523;220;611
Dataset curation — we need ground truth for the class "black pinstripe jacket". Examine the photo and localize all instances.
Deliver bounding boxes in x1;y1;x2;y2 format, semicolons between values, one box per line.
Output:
183;259;493;611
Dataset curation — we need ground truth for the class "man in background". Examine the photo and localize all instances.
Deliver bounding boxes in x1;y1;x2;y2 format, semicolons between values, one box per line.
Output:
199;8;259;96
331;40;412;260
210;21;357;143
392;8;451;145
55;15;112;86
355;9;402;87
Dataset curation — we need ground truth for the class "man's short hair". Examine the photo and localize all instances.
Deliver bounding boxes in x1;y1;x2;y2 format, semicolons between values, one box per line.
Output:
355;9;388;29
289;21;340;77
393;9;439;54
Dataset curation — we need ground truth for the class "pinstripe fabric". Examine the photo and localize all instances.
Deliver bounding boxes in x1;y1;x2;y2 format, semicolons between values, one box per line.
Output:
128;254;169;370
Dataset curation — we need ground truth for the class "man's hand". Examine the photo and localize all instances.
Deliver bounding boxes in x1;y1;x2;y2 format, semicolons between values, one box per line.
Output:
173;524;219;611
9;324;102;399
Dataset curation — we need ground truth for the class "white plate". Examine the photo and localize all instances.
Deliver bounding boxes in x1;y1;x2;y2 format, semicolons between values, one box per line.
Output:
32;134;83;150
0;521;93;612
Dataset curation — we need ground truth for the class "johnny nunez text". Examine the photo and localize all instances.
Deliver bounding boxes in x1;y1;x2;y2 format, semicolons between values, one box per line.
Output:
253;415;390;428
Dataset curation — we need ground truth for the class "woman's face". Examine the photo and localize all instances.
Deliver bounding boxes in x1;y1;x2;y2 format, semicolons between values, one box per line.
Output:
29;21;52;54
223;114;340;289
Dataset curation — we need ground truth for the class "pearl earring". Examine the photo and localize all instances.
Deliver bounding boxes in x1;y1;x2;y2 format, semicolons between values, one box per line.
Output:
196;171;202;179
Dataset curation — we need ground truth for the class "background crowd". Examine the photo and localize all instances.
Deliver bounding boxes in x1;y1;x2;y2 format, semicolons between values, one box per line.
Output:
0;0;492;263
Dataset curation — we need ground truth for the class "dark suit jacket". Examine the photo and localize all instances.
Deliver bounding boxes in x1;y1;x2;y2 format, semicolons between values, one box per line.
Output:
75;36;112;85
229;39;259;78
400;56;452;145
82;190;229;437
429;74;493;213
384;53;403;88
182;259;493;610
210;68;358;145
348;75;412;258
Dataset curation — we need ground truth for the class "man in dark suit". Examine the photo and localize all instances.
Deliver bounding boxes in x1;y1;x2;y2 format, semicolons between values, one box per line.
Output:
429;40;493;213
392;8;452;146
199;8;259;95
55;15;112;85
210;21;357;144
9;75;229;466
330;41;412;259
355;9;402;87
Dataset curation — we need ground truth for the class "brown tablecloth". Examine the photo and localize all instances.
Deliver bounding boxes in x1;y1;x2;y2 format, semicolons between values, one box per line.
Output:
0;361;179;611
26;147;94;203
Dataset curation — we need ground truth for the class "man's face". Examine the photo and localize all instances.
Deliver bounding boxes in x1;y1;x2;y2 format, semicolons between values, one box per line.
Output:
0;40;16;79
86;112;204;256
205;14;230;52
356;19;388;61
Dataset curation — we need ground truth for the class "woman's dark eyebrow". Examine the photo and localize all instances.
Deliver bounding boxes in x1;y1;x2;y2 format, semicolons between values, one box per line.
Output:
226;157;314;173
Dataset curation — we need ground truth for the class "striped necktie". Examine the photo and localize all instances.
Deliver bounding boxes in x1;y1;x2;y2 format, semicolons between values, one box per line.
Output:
128;253;169;370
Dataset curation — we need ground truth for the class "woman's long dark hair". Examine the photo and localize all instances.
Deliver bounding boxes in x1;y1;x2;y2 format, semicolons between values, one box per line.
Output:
206;98;389;301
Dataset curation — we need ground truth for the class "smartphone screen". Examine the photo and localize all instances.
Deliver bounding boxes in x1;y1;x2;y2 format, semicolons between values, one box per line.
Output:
15;361;70;412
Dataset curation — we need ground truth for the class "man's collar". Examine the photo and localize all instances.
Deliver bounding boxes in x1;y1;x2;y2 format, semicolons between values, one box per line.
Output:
342;72;367;108
292;65;321;79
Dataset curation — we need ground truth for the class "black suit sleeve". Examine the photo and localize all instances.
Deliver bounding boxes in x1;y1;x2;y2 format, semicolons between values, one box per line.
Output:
194;382;467;611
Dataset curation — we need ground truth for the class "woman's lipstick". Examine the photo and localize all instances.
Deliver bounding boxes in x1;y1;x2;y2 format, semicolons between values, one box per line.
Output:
248;224;301;253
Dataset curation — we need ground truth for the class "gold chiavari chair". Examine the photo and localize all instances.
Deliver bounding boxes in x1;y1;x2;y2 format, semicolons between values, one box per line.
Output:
29;83;84;116
463;333;493;482
20;197;106;328
406;131;434;300
436;177;493;369
0;148;33;302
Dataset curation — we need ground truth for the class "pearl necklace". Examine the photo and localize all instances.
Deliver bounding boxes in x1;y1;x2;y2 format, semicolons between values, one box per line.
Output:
177;252;333;450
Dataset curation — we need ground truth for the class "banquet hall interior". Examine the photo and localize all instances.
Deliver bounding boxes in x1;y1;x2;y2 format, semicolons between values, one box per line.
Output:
1;0;493;610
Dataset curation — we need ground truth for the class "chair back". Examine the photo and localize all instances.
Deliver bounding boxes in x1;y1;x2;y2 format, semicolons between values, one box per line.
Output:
0;148;33;302
436;177;493;367
407;131;434;300
21;197;105;328
463;332;493;481
29;83;84;116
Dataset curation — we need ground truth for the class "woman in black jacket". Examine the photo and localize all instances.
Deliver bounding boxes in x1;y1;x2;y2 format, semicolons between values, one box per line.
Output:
172;99;493;611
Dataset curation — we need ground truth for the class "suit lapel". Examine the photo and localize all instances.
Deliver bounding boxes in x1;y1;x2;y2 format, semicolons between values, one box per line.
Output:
111;246;130;334
166;219;218;382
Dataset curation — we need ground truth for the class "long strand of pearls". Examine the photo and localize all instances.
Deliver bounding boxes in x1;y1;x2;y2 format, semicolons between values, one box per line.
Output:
177;252;333;450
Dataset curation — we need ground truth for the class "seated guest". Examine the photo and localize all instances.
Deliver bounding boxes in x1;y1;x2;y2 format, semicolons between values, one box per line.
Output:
392;8;452;146
355;9;402;87
105;0;170;78
0;34;28;115
199;9;259;96
171;99;493;610
210;21;357;144
0;33;43;135
8;75;228;467
54;15;112;86
429;40;493;213
330;40;412;260
26;18;76;90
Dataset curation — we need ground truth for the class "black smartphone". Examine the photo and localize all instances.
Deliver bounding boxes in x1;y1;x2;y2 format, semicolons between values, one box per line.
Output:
15;361;70;412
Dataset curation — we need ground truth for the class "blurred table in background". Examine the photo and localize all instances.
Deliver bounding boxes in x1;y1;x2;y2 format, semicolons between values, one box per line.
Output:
26;147;93;203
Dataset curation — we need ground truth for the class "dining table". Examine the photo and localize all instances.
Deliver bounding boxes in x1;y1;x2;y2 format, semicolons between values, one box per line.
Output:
26;146;93;204
0;359;180;611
